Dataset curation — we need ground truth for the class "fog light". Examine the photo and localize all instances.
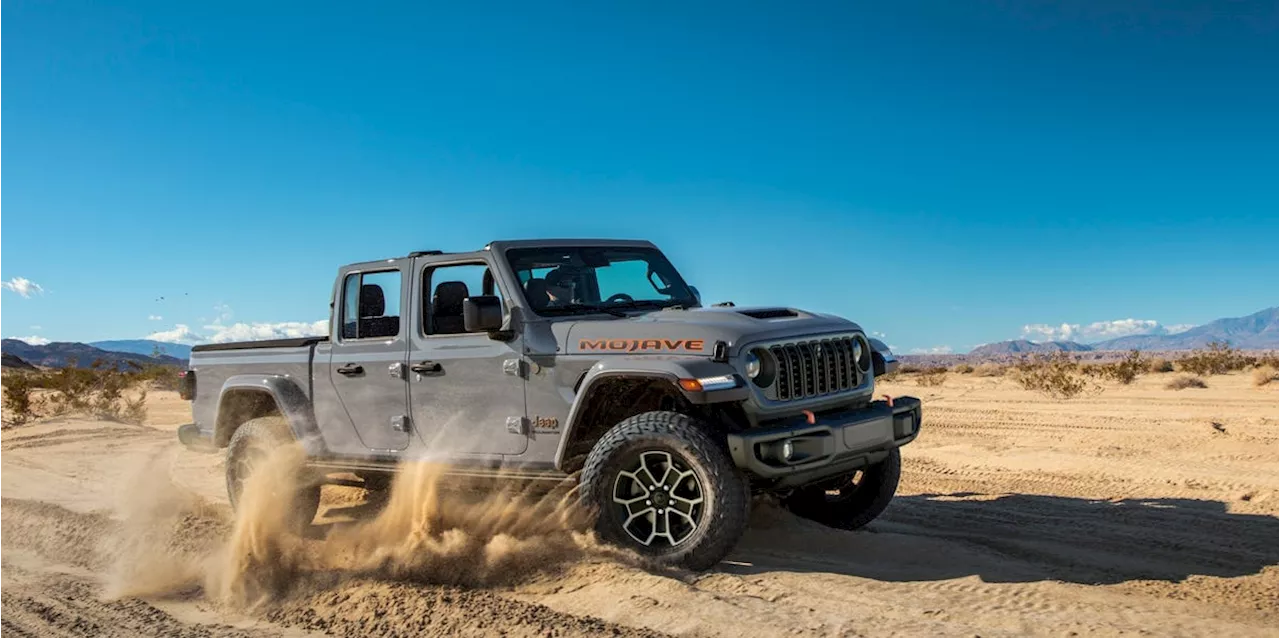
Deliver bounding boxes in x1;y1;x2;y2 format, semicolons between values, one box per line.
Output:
781;439;795;462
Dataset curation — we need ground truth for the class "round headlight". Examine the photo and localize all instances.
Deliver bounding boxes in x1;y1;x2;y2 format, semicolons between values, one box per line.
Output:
744;351;762;379
853;339;864;363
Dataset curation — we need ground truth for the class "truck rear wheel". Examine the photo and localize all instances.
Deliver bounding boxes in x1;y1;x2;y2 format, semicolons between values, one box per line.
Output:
579;410;749;570
225;416;321;533
781;448;900;530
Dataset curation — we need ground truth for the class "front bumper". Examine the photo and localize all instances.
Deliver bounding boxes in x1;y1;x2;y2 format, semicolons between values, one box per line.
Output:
726;396;921;489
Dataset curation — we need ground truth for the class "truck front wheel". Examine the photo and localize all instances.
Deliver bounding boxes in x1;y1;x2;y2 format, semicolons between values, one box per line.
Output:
781;448;901;530
579;411;749;571
225;416;321;533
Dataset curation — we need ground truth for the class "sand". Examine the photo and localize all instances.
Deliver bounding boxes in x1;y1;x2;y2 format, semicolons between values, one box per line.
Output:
1;372;1276;636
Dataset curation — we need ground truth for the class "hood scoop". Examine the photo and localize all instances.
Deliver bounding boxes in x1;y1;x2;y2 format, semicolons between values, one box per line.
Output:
737;307;800;319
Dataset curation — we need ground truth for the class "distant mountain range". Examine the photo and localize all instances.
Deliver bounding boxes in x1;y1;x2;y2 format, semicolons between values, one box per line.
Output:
0;340;185;369
968;340;1095;356
971;307;1278;357
4;308;1275;370
1090;307;1277;351
89;339;193;361
1;352;38;370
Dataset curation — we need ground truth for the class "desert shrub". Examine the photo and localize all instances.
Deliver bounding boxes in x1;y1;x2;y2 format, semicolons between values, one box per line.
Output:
1253;352;1280;370
17;360;150;424
897;364;923;375
950;363;974;374
135;364;182;392
1010;352;1094;399
0;361;155;425
1;372;41;425
972;363;1005;377
1079;363;1109;378
122;389;148;423
1147;358;1174;373
1098;350;1147;385
916;367;947;387
1177;341;1248;376
1252;366;1278;387
1166;375;1208;390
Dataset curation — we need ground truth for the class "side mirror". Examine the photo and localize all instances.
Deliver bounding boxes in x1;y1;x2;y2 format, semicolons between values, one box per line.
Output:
463;296;504;333
689;286;702;305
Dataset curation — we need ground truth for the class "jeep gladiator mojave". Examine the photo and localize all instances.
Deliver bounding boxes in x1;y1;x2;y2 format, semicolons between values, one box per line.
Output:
178;239;921;569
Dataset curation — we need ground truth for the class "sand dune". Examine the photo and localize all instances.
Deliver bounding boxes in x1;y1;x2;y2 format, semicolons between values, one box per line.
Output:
2;372;1276;636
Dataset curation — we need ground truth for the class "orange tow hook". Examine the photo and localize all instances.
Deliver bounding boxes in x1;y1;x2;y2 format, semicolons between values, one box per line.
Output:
801;409;816;425
881;394;894;407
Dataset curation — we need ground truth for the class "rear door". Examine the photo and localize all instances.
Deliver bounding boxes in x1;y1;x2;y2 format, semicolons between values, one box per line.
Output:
327;262;411;452
407;256;528;457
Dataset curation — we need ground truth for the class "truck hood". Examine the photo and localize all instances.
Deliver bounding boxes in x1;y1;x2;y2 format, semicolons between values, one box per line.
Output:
558;306;862;356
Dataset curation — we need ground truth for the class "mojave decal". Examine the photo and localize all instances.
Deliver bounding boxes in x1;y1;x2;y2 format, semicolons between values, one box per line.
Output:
578;338;705;353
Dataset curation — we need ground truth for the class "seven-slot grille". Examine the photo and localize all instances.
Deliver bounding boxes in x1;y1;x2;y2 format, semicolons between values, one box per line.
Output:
767;336;866;401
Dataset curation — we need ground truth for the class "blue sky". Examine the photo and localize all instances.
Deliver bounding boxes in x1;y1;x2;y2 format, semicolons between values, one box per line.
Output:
3;0;1276;353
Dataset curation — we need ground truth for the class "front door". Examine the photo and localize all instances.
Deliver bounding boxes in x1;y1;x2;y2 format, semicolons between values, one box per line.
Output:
328;265;411;452
407;258;528;457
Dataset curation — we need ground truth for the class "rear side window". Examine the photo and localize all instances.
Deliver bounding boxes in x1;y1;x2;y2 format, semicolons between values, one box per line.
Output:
341;270;402;339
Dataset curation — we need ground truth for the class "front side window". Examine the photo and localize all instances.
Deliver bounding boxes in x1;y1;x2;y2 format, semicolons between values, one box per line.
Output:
423;263;502;335
340;269;402;339
506;246;696;315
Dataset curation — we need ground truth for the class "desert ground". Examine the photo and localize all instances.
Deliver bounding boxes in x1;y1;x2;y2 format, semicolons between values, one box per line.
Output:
2;371;1276;637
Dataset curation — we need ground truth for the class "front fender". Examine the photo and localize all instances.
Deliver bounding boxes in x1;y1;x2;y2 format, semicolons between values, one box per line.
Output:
553;357;748;470
216;375;326;455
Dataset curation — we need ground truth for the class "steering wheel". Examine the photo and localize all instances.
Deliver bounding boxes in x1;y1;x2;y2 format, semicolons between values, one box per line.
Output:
604;293;635;304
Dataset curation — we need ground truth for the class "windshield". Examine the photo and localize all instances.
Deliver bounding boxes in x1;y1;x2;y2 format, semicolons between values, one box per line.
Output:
506;246;697;315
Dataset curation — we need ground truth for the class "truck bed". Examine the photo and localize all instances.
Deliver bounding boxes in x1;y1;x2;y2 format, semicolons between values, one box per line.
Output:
188;338;326;445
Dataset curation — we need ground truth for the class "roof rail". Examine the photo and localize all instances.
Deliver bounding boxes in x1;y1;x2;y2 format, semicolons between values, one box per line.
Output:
407;250;445;257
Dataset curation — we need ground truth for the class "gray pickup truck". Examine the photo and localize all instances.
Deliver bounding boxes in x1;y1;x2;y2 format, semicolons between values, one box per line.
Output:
178;239;920;569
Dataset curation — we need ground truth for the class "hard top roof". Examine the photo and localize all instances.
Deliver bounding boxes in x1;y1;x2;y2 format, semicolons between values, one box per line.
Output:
345;239;660;271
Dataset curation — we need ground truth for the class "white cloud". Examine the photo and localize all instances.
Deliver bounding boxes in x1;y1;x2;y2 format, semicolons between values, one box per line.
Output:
908;345;953;355
9;335;51;345
1021;318;1201;343
148;324;202;344
147;319;328;345
2;277;44;298
148;315;164;321
148;302;327;345
203;320;328;343
871;331;886;338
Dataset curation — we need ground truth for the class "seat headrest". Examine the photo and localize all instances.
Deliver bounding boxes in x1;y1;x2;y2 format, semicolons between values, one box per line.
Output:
359;284;385;317
525;279;550;309
433;281;468;314
545;266;580;287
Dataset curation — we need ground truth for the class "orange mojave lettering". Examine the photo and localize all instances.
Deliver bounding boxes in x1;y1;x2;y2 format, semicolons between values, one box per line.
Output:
578;338;705;352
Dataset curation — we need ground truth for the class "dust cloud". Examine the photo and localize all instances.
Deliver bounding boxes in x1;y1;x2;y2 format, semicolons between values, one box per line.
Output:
102;443;631;610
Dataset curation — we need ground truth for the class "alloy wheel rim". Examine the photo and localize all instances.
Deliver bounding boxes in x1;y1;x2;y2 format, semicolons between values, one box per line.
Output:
611;450;705;548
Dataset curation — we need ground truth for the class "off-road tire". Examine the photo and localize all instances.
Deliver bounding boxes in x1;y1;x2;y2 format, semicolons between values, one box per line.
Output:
781;448;901;530
225;416;321;532
579;410;750;570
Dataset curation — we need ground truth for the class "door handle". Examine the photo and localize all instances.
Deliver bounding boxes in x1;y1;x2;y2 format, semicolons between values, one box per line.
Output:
336;363;364;376
411;361;443;375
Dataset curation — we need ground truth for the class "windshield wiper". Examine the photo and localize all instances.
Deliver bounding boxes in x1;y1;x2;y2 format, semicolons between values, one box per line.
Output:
545;303;628;318
610;299;690;311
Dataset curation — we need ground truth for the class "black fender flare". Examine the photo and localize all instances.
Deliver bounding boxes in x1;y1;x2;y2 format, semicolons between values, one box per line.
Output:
553;359;747;470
